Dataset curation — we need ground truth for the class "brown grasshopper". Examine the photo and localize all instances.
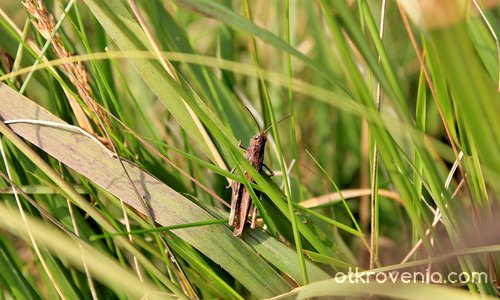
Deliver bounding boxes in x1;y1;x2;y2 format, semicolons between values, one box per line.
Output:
228;114;290;237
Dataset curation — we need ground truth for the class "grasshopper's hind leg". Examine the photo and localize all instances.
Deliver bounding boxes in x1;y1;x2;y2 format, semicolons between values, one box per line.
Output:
228;181;243;227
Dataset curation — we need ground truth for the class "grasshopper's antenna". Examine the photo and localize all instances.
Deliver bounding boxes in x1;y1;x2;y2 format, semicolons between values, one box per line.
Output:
263;114;292;134
244;106;263;131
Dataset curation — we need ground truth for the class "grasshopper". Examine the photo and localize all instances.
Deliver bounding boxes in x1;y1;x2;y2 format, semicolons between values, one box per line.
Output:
228;114;290;237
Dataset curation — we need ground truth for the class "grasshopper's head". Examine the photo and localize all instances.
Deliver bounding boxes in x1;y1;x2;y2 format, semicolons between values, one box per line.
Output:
245;132;267;162
252;132;267;144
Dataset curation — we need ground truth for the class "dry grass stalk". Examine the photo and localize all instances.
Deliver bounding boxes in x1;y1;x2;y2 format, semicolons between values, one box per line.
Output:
23;0;111;140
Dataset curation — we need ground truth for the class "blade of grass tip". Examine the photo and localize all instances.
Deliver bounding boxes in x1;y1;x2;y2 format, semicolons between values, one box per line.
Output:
303;250;357;270
243;0;308;285
294;204;364;239
284;0;304;203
